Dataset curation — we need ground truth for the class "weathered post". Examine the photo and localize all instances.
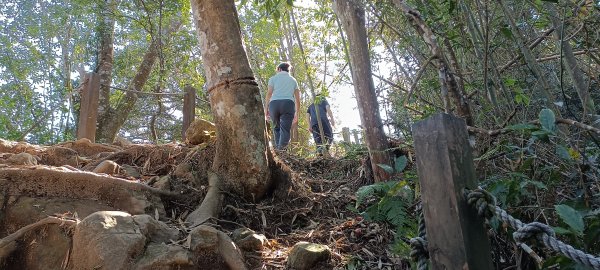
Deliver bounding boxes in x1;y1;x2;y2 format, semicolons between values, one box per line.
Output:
77;73;100;142
352;129;360;144
342;127;351;143
412;113;493;269
182;85;196;140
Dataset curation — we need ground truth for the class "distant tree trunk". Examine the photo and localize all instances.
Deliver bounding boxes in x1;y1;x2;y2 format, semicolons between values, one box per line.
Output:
95;20;181;143
333;0;391;182
191;0;272;200
290;8;326;154
392;0;474;126
94;0;118;142
546;3;595;119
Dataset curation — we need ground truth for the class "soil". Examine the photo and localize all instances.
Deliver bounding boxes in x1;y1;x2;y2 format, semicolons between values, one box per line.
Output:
0;139;407;270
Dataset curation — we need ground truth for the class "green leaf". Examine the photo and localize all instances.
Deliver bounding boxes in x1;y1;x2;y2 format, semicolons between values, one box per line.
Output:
286;0;293;5
522;180;547;190
555;204;584;235
507;123;537;131
500;26;513;39
539;108;556;133
552;226;572;235
394;156;407;172
541;0;558;2
377;164;394;174
556;145;573;161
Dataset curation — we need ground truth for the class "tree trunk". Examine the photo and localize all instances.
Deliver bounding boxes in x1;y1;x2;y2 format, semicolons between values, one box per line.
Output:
498;0;562;115
94;0;117;142
546;3;595;119
191;0;271;200
333;0;391;182
392;0;474;126
289;8;328;155
95;21;181;143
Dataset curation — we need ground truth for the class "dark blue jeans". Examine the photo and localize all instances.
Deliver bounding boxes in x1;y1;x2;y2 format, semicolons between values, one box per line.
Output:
269;99;295;149
311;122;333;150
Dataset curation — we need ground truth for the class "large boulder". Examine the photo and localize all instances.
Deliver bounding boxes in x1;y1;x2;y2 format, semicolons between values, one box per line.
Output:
185;119;216;145
69;211;147;270
286;241;331;270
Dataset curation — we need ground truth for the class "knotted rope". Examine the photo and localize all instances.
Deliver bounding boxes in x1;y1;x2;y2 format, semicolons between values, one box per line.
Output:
466;189;600;270
410;204;429;270
206;76;258;93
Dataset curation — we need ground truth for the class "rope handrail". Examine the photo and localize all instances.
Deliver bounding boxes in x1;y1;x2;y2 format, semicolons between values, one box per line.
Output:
410;189;600;270
467;189;600;269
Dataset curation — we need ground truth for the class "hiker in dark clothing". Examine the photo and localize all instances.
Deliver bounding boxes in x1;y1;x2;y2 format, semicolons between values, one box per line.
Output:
265;62;301;150
307;96;335;154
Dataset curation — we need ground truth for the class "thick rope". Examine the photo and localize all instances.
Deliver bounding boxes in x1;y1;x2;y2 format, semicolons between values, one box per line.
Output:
410;204;429;270
466;189;600;270
206;76;258;93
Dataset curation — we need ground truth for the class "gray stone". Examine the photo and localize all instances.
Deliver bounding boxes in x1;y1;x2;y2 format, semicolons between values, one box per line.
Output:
134;243;195;270
232;228;267;251
93;160;120;174
185;119;216;145
70;211;147;270
188;225;219;251
152;175;171;191
287;241;331;270
133;214;180;244
6;153;38;165
122;164;141;178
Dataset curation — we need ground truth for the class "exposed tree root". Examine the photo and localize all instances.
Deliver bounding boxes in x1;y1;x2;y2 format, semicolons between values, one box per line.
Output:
186;171;222;226
0;166;181;215
186;171;247;270
0;217;77;262
217;230;247;270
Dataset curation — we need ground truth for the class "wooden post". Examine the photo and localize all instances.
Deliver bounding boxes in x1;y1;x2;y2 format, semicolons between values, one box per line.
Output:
352;129;360;144
412;113;493;269
182;85;196;141
77;73;100;142
342;127;351;143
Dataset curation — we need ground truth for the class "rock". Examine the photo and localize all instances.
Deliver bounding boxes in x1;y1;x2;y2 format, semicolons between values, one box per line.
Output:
6;152;38;165
185;119;216;145
286;242;331;270
3;224;70;270
232;228;268;251
189;225;219;251
187;225;227;269
152;175;171;191
42;146;80;166
70;211;147;270
132;214;179;244
122;164;141;178
93;160;120;174
134;243;195;270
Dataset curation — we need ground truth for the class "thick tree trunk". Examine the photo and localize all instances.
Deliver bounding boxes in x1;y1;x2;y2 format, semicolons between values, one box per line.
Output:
191;0;271;200
333;0;391;182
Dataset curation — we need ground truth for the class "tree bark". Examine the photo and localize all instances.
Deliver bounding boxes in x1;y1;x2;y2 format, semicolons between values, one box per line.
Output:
191;0;271;200
95;0;118;141
546;3;595;119
95;20;181;143
290;8;328;155
333;0;391;182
